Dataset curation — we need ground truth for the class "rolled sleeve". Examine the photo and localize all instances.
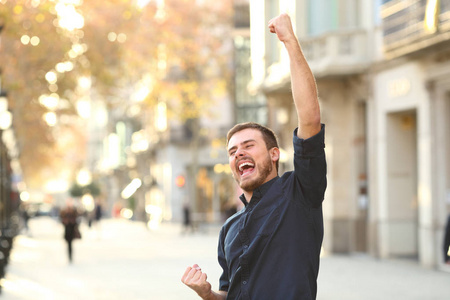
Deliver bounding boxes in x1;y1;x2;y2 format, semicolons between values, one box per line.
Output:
293;124;327;207
293;124;326;157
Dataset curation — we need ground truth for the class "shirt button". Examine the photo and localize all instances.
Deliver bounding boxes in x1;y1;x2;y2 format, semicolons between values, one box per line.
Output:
243;281;247;285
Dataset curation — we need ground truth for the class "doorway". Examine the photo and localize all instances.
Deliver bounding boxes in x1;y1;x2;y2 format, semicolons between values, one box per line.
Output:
386;110;418;258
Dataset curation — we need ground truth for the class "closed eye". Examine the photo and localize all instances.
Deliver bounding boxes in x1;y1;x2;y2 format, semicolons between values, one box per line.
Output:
228;139;256;156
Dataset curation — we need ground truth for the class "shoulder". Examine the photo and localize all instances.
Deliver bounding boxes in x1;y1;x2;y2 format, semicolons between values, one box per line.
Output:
220;208;244;236
224;208;244;226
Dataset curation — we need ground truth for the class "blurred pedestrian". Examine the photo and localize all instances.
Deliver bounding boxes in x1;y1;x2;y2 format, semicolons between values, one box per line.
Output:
94;199;102;223
92;199;103;239
181;199;195;234
182;13;327;299
19;203;31;235
88;198;103;227
60;198;81;263
444;214;450;264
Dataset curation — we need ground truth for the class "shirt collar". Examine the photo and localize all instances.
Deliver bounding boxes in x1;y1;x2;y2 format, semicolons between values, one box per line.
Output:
239;176;279;207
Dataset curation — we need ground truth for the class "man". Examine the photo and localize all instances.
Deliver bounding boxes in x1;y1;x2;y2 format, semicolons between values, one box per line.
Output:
182;13;327;299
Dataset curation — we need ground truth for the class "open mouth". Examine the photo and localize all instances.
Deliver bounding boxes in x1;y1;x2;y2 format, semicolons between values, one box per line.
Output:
238;161;255;177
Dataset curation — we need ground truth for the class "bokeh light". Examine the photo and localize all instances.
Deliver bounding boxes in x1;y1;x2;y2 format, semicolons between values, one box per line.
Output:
38;94;59;110
45;71;57;84
43;112;57;127
20;35;30;45
30;36;40;46
55;3;84;31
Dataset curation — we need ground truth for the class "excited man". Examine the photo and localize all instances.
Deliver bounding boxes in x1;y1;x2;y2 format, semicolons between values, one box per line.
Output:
182;13;327;300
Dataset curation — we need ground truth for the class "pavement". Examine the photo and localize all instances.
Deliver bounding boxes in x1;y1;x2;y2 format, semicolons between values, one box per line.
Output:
1;216;450;300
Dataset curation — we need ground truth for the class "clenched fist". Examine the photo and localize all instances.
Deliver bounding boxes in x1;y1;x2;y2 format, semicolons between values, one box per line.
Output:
181;264;212;298
268;13;296;43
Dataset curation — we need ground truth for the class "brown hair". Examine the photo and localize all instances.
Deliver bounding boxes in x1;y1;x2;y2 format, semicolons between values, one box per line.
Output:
226;122;280;171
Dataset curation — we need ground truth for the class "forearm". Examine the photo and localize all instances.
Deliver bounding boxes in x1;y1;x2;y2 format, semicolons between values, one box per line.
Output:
200;290;227;300
284;36;321;139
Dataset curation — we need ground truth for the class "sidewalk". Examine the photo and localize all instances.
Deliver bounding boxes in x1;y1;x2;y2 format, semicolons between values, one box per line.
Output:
1;216;223;300
319;254;450;300
1;216;449;300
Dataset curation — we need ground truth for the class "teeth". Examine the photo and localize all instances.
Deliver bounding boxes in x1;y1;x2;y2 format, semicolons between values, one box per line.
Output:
238;162;254;171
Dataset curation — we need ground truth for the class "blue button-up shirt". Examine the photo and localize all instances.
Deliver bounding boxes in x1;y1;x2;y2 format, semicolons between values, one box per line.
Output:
218;125;327;299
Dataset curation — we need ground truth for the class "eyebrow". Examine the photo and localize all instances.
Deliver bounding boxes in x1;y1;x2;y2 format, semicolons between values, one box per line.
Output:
228;139;256;154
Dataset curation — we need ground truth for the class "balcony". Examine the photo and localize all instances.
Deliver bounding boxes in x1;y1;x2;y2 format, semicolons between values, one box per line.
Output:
382;0;450;59
257;29;370;94
300;29;370;79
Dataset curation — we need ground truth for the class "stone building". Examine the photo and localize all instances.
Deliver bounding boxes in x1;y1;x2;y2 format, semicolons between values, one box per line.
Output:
248;0;450;268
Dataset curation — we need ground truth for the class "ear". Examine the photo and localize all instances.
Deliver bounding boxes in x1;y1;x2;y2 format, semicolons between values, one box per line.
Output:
270;147;280;163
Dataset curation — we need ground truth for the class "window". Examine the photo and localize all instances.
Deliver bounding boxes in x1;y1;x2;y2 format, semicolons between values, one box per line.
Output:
307;0;338;35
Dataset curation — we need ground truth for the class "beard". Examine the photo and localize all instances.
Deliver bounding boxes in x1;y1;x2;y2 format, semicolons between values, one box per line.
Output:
235;153;273;192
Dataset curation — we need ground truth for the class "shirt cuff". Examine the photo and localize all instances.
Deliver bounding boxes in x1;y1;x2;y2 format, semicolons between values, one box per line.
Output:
293;124;325;156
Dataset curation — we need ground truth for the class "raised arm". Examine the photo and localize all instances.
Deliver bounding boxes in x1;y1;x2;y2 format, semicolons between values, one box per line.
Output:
268;13;321;139
181;264;227;300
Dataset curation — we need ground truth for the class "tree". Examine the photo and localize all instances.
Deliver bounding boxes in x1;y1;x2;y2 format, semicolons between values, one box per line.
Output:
69;181;101;198
0;0;232;190
0;1;83;188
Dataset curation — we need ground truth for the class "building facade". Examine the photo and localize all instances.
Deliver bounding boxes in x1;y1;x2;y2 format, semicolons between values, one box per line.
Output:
249;0;450;269
370;0;450;268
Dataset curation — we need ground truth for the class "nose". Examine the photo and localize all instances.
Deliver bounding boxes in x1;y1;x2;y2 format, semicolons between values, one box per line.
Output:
234;147;245;157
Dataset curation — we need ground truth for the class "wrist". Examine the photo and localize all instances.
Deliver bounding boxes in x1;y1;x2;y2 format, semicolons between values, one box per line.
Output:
199;290;214;300
282;34;298;45
283;36;301;52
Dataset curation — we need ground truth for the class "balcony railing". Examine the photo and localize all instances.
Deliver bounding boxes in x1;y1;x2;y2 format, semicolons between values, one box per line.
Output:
300;29;370;78
382;0;450;59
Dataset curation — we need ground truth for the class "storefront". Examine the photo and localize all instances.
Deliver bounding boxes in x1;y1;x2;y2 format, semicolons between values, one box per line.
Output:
370;56;450;267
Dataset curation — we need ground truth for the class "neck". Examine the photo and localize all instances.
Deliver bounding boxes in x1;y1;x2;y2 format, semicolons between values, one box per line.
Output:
243;190;253;202
243;173;277;203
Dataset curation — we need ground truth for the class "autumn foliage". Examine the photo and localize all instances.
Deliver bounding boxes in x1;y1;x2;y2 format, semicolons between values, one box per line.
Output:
0;0;232;189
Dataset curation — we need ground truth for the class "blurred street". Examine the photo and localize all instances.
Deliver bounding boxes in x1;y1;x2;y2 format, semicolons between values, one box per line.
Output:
2;2;450;293
1;217;450;300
